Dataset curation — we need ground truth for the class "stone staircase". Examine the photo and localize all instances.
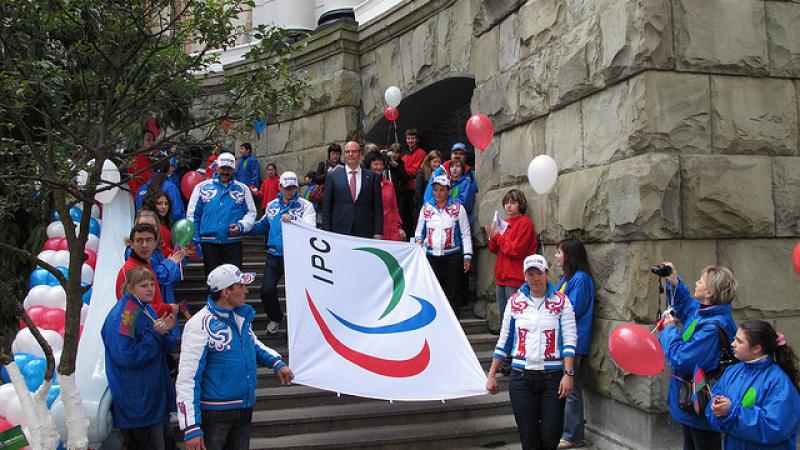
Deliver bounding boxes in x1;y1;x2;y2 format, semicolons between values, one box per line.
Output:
174;237;522;449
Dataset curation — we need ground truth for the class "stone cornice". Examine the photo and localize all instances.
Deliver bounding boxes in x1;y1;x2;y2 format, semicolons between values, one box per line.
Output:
357;0;456;53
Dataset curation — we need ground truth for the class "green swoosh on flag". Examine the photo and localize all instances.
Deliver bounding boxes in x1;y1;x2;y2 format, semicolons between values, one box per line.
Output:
354;247;405;320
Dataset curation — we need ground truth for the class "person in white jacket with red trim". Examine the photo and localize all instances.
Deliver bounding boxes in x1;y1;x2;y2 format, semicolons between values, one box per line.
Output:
486;254;577;450
414;174;472;318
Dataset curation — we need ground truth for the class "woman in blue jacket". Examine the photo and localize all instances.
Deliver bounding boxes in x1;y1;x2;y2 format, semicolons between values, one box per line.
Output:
102;266;177;450
658;263;738;450
707;320;800;450
555;238;595;449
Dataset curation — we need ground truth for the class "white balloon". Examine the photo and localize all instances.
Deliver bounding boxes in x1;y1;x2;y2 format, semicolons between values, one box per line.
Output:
75;170;88;188
81;264;94;285
41;330;63;354
85;234;100;253
12;328;43;357
37;250;56;265
4;393;23;426
53;350;62;367
384;86;402;108
94;159;120;204
0;383;17;417
527;155;559;194
91;204;101;218
51;250;70;268
46;222;66;239
80;304;89;325
42;286;67;310
23;285;50;309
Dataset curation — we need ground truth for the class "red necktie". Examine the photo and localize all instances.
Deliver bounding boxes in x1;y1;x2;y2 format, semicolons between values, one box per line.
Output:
349;170;357;201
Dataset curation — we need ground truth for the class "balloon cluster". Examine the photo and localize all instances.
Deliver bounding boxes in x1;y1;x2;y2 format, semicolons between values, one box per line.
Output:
384;86;402;122
75;159;121;205
4;204;101;420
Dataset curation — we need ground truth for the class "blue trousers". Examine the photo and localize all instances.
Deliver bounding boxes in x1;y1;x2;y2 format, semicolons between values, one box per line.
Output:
509;369;565;450
562;356;585;442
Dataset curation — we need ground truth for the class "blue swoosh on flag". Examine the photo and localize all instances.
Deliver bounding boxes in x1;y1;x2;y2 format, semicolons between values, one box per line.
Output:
327;295;436;334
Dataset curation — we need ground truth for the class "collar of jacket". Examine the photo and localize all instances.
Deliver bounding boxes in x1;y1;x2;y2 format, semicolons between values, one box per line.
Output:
426;195;457;209
697;303;733;318
130;250;149;265
205;296;253;322
519;281;556;299
277;191;299;207
743;354;774;369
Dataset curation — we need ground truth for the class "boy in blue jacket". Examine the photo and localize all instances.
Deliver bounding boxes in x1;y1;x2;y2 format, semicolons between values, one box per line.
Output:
102;266;177;450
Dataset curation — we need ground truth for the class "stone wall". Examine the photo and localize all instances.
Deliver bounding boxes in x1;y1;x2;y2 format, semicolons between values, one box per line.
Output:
219;0;800;448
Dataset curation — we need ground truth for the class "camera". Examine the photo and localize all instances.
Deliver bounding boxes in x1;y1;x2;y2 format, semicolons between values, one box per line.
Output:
650;263;672;277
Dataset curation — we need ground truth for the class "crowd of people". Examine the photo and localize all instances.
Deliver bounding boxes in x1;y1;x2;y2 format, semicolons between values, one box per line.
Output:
101;127;799;450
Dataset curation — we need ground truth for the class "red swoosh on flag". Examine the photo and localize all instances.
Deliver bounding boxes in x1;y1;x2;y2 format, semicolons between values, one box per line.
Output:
306;289;430;377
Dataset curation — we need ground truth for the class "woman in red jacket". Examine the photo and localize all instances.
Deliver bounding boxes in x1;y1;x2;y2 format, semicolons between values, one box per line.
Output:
486;189;538;323
259;163;280;210
366;151;404;241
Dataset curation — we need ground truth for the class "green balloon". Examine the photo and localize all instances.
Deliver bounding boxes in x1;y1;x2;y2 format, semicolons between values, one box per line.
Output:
171;219;195;247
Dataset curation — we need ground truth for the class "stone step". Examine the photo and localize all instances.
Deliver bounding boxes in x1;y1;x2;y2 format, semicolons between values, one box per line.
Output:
249;391;512;438
247;413;520;449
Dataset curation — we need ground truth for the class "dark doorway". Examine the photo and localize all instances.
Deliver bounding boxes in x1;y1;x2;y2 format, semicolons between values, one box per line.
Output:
365;76;476;163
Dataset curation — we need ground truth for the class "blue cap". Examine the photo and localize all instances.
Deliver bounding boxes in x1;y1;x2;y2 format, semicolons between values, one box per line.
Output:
451;142;467;153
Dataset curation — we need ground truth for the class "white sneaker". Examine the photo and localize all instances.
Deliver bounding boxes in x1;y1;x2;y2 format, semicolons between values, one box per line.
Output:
267;320;280;334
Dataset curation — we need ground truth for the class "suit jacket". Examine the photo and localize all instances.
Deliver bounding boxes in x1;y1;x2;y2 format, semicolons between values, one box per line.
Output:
321;165;383;238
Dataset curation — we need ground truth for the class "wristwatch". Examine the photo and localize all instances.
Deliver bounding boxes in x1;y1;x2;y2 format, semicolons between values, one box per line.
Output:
563;368;575;377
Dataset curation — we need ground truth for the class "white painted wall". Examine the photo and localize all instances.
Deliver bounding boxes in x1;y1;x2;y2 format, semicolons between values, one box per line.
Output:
254;0;317;30
354;0;403;25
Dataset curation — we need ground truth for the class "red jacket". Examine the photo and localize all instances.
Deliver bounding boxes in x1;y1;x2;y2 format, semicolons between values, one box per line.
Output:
401;148;426;191
205;154;218;179
488;214;538;287
115;254;173;317
259;176;280;209
380;179;403;241
159;223;173;257
128;154;153;197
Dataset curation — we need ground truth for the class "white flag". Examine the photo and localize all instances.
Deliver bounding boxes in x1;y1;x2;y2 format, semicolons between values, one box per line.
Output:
283;222;487;401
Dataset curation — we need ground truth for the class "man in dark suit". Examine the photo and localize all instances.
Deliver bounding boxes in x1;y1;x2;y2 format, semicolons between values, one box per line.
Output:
321;141;384;238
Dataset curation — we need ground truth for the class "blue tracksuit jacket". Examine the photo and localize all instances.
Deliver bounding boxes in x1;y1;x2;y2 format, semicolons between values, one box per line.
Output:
235;154;261;188
659;277;738;431
248;192;316;257
175;298;286;441
185;175;257;245
135;174;186;223
102;293;177;429
556;271;595;356
707;356;800;449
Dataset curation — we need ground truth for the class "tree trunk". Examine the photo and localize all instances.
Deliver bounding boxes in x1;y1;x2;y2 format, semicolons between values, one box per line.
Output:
58;374;89;449
5;362;60;450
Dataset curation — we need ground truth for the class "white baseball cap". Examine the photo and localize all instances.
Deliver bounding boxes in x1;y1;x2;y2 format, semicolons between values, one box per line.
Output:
217;152;236;169
431;175;450;187
279;171;299;188
523;254;549;273
207;264;255;292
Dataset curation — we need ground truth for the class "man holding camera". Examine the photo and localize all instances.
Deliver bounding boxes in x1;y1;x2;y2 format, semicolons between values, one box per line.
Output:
656;262;738;450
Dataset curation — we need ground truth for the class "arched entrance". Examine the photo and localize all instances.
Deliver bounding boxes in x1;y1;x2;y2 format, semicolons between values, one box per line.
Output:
365;76;476;161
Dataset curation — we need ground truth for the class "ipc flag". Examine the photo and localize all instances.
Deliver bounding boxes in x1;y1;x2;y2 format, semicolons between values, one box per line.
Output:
283;222;487;401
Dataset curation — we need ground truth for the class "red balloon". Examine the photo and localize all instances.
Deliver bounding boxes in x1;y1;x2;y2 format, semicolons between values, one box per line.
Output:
42;308;66;332
465;113;494;151
0;416;12;432
793;241;800;273
181;171;204;199
26;305;48;324
84;249;97;269
608;324;665;376
56;238;69;251
43;238;63;251
384;106;399;122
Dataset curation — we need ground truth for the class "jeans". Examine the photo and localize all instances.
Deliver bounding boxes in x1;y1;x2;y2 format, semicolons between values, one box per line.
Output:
495;284;518;324
562;356;585;442
428;253;464;317
202;408;252;450
123;423;165;450
682;424;721;450
260;254;285;323
509;369;566;450
202;242;243;276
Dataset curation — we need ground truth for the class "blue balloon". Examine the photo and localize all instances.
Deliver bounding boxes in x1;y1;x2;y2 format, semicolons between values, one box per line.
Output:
88;217;101;237
29;268;51;288
253;119;267;133
47;385;61;409
81;283;92;305
52;210;61;221
69;206;83;222
45;266;69;286
21;358;47;391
